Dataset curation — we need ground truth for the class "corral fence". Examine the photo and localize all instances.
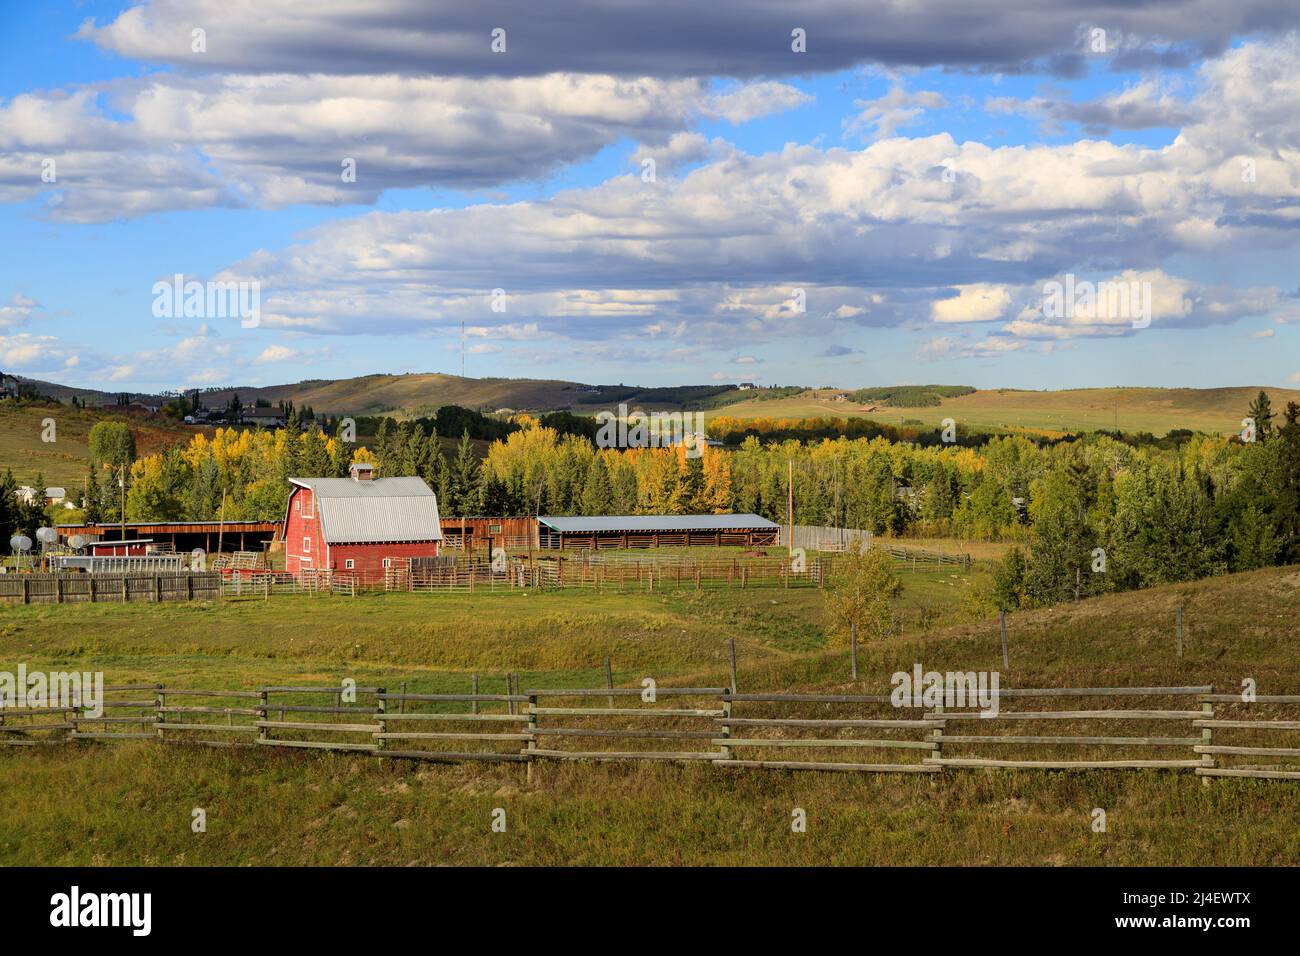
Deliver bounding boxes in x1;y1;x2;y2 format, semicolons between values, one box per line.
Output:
384;553;831;593
0;572;222;605
5;679;1298;783
781;525;971;570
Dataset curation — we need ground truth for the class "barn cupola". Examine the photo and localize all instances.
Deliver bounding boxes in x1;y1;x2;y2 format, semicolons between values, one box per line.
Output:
349;462;377;482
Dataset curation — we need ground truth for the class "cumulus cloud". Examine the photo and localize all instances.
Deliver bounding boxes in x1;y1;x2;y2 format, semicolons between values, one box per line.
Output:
0;333;92;372
931;284;1013;323
0;293;41;330
0;73;741;219
255;344;297;364
987;79;1198;135
206;34;1300;353
77;1;1300;79
846;82;946;140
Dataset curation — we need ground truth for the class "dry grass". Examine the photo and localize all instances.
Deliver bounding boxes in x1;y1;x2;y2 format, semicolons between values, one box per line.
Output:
2;565;1298;865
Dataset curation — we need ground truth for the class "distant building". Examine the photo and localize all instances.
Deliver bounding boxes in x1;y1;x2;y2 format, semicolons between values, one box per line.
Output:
538;514;779;549
45;487;67;505
282;463;443;582
14;486;36;504
244;413;286;428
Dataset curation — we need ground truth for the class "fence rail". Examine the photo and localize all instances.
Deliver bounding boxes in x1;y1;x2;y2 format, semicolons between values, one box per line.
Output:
781;525;971;570
5;678;1300;782
0;572;222;604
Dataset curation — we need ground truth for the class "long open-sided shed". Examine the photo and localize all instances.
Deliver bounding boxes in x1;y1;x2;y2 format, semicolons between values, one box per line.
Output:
538;514;779;550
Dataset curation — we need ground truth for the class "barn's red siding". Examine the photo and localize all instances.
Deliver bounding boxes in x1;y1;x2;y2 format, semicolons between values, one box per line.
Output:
283;485;438;583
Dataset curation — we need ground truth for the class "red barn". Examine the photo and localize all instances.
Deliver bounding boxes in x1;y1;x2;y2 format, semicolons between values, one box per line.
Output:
282;463;442;583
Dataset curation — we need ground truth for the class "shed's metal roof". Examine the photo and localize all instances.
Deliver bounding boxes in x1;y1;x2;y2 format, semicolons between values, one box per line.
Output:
289;477;442;543
538;514;778;533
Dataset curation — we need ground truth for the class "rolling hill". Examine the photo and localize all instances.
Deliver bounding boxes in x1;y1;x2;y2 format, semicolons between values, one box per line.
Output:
710;385;1300;437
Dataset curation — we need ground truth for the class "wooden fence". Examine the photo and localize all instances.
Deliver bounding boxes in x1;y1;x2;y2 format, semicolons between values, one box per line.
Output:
4;679;1299;782
0;572;222;604
781;525;971;570
382;555;830;594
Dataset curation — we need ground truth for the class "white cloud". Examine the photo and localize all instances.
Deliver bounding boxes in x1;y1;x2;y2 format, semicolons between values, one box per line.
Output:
255;344;297;364
931;284;1012;323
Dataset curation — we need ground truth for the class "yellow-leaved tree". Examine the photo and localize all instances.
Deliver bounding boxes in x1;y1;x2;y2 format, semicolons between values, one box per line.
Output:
822;541;902;646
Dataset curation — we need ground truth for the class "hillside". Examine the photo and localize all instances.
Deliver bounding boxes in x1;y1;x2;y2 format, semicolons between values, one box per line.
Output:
712;385;1300;437
0;404;201;488
195;374;746;418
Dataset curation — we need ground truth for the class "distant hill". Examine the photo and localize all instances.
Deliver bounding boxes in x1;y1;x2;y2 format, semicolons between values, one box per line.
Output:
193;374;758;417
711;385;1300;437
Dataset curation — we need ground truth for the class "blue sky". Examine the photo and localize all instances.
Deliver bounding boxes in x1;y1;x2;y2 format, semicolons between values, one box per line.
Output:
1;2;1298;394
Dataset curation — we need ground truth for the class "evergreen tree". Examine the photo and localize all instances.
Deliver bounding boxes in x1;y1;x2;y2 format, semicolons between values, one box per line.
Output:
0;469;17;548
1274;402;1300;562
1247;390;1275;442
451;431;480;516
579;455;614;515
82;468;102;524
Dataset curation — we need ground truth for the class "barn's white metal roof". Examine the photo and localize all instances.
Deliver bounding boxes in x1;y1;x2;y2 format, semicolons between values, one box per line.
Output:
289;477;442;543
538;514;777;533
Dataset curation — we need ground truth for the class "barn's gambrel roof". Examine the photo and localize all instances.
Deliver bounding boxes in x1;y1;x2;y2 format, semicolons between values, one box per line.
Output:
287;476;442;543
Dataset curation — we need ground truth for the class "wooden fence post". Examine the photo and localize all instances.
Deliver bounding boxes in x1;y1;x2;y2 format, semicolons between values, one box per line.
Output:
375;687;386;756
930;705;944;776
155;686;165;741
471;674;479;715
999;611;1009;668
605;657;614;710
728;638;738;695
525;693;538;783
850;622;858;681
719;691;733;762
1200;691;1214;786
257;690;269;744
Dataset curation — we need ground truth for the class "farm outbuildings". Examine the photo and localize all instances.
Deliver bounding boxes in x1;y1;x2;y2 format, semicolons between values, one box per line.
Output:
57;520;279;554
537;514;779;550
283;463;442;582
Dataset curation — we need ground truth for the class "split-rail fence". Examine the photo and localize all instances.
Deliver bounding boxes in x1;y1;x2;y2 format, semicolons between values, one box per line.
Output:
4;681;1298;782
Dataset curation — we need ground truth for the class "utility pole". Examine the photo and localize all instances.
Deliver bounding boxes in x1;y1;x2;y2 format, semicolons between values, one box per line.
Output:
787;459;794;557
460;318;465;379
119;463;126;541
217;488;227;558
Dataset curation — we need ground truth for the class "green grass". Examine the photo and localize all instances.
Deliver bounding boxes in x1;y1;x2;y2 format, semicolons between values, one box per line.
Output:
2;565;1299;865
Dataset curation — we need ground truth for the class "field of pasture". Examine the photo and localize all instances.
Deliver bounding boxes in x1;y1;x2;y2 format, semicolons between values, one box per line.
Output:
3;562;1300;865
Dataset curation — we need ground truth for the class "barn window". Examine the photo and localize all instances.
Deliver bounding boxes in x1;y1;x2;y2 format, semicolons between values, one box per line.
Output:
489;524;502;534
294;499;300;512
303;537;310;553
383;558;392;569
345;559;355;570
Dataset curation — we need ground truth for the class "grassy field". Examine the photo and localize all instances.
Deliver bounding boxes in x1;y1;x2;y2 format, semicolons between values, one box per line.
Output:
3;564;1300;865
711;386;1300;437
